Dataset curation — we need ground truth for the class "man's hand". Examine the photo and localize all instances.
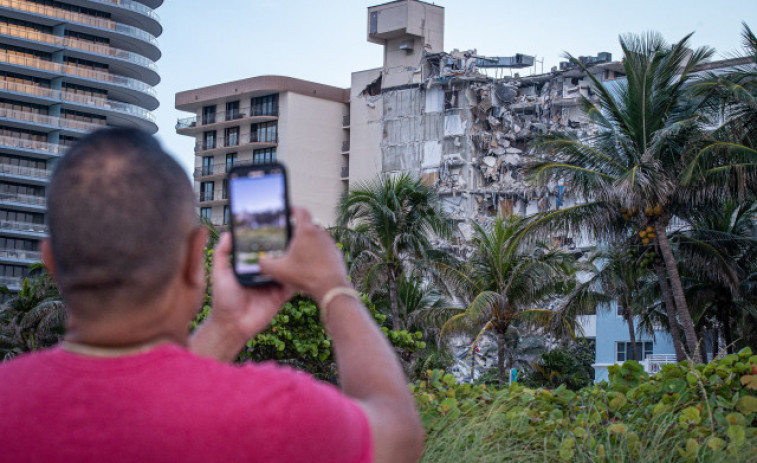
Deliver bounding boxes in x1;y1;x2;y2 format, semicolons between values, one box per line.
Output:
260;207;350;303
189;233;294;362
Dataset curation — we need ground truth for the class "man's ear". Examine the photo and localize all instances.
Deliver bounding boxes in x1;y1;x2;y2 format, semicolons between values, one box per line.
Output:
40;239;56;279
184;226;209;288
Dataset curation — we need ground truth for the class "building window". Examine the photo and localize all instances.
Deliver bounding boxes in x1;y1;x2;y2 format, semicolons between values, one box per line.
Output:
202;156;214;175
202;131;216;150
251;121;277;143
616;305;625;317
225;127;239;147
200;181;214;202
222;179;229;200
223;205;230;225
616;342;653;362
251;94;278;116
226;153;238;172
202;105;216;125
253;148;276;164
0;264;29;278
200;207;212;221
444;89;459;110
226;101;241;120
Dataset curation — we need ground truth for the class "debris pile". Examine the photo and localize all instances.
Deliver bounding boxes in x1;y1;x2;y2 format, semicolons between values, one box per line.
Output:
364;49;622;238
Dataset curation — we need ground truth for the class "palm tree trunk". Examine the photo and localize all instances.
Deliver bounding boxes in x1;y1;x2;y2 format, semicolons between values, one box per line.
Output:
717;304;734;354
623;297;637;361
699;329;709;364
387;265;400;330
497;330;506;386
654;262;687;361
656;226;701;362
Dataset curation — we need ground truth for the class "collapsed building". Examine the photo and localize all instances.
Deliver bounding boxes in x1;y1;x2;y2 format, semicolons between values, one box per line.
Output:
348;0;623;244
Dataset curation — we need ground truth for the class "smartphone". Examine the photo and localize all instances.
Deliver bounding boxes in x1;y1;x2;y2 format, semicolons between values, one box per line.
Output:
228;162;292;286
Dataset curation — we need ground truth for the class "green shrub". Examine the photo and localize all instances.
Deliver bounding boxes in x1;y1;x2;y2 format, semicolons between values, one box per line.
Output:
521;343;594;391
413;347;757;462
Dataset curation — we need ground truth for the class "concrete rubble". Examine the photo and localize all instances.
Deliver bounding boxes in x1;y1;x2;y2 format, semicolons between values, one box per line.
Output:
364;48;622;241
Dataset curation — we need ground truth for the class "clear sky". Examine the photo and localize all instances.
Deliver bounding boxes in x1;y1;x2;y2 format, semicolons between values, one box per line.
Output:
151;0;757;173
230;173;286;214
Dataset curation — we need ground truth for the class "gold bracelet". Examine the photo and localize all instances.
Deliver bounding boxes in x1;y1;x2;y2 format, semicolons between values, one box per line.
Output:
320;286;360;313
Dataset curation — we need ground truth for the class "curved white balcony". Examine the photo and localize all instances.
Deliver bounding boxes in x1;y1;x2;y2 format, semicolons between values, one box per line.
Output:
0;219;48;236
87;0;160;25
0;248;41;262
0;275;24;288
0;135;62;158
0;106;106;135
0;80;156;131
0;0;160;60
0;163;51;183
0;51;158;109
0;191;47;209
0;23;159;85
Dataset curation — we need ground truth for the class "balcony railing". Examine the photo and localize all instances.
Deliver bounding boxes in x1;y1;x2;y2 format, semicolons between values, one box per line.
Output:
88;0;161;23
0;80;155;123
249;133;278;143
0;220;47;234
176;116;197;130
225;110;244;121
0;163;50;180
196;136;277;152
195;141;216;152
0;23;158;73
177;111;280;130
0;248;41;261
0;52;157;98
0;0;159;47
0;191;46;207
0;135;62;156
640;354;677;375
198;191;225;202
342;140;350;152
341;166;349;178
193;161;254;178
0;107;105;133
250;108;278;117
0;275;23;287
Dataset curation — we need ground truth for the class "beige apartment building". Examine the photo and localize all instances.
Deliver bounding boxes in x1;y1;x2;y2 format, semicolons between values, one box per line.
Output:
175;76;349;226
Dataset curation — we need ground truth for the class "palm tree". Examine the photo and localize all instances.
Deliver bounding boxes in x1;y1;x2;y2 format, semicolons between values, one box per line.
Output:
335;173;451;330
581;246;664;361
430;217;580;385
689;23;757;201
0;268;65;360
676;200;757;355
525;32;724;361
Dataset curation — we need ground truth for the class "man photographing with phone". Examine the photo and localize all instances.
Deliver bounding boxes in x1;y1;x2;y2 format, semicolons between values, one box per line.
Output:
0;128;425;463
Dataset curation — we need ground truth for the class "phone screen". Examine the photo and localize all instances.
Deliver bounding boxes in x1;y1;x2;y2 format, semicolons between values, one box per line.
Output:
230;167;288;278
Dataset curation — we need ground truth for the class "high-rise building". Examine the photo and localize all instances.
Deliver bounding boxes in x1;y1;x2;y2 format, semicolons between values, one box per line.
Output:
0;0;163;289
176;76;349;226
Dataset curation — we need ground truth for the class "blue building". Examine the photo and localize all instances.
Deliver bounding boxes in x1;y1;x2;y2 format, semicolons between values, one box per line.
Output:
589;302;677;383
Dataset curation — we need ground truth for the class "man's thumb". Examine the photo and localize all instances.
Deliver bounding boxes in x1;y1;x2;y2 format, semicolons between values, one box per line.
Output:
258;256;282;279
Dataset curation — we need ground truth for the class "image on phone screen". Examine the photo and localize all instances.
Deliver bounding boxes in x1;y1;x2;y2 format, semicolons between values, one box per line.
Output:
230;169;288;275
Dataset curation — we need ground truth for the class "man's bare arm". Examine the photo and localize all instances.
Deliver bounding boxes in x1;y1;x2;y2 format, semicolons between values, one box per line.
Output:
261;208;425;463
189;234;294;363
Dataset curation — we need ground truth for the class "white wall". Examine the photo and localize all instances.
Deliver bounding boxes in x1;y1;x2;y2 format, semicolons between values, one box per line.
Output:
278;92;346;226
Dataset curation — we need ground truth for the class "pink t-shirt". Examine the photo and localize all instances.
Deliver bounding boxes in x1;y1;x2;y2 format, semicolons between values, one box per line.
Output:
0;344;373;463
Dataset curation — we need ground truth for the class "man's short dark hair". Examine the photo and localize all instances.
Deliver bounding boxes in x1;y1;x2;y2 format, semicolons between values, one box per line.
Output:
47;128;197;312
